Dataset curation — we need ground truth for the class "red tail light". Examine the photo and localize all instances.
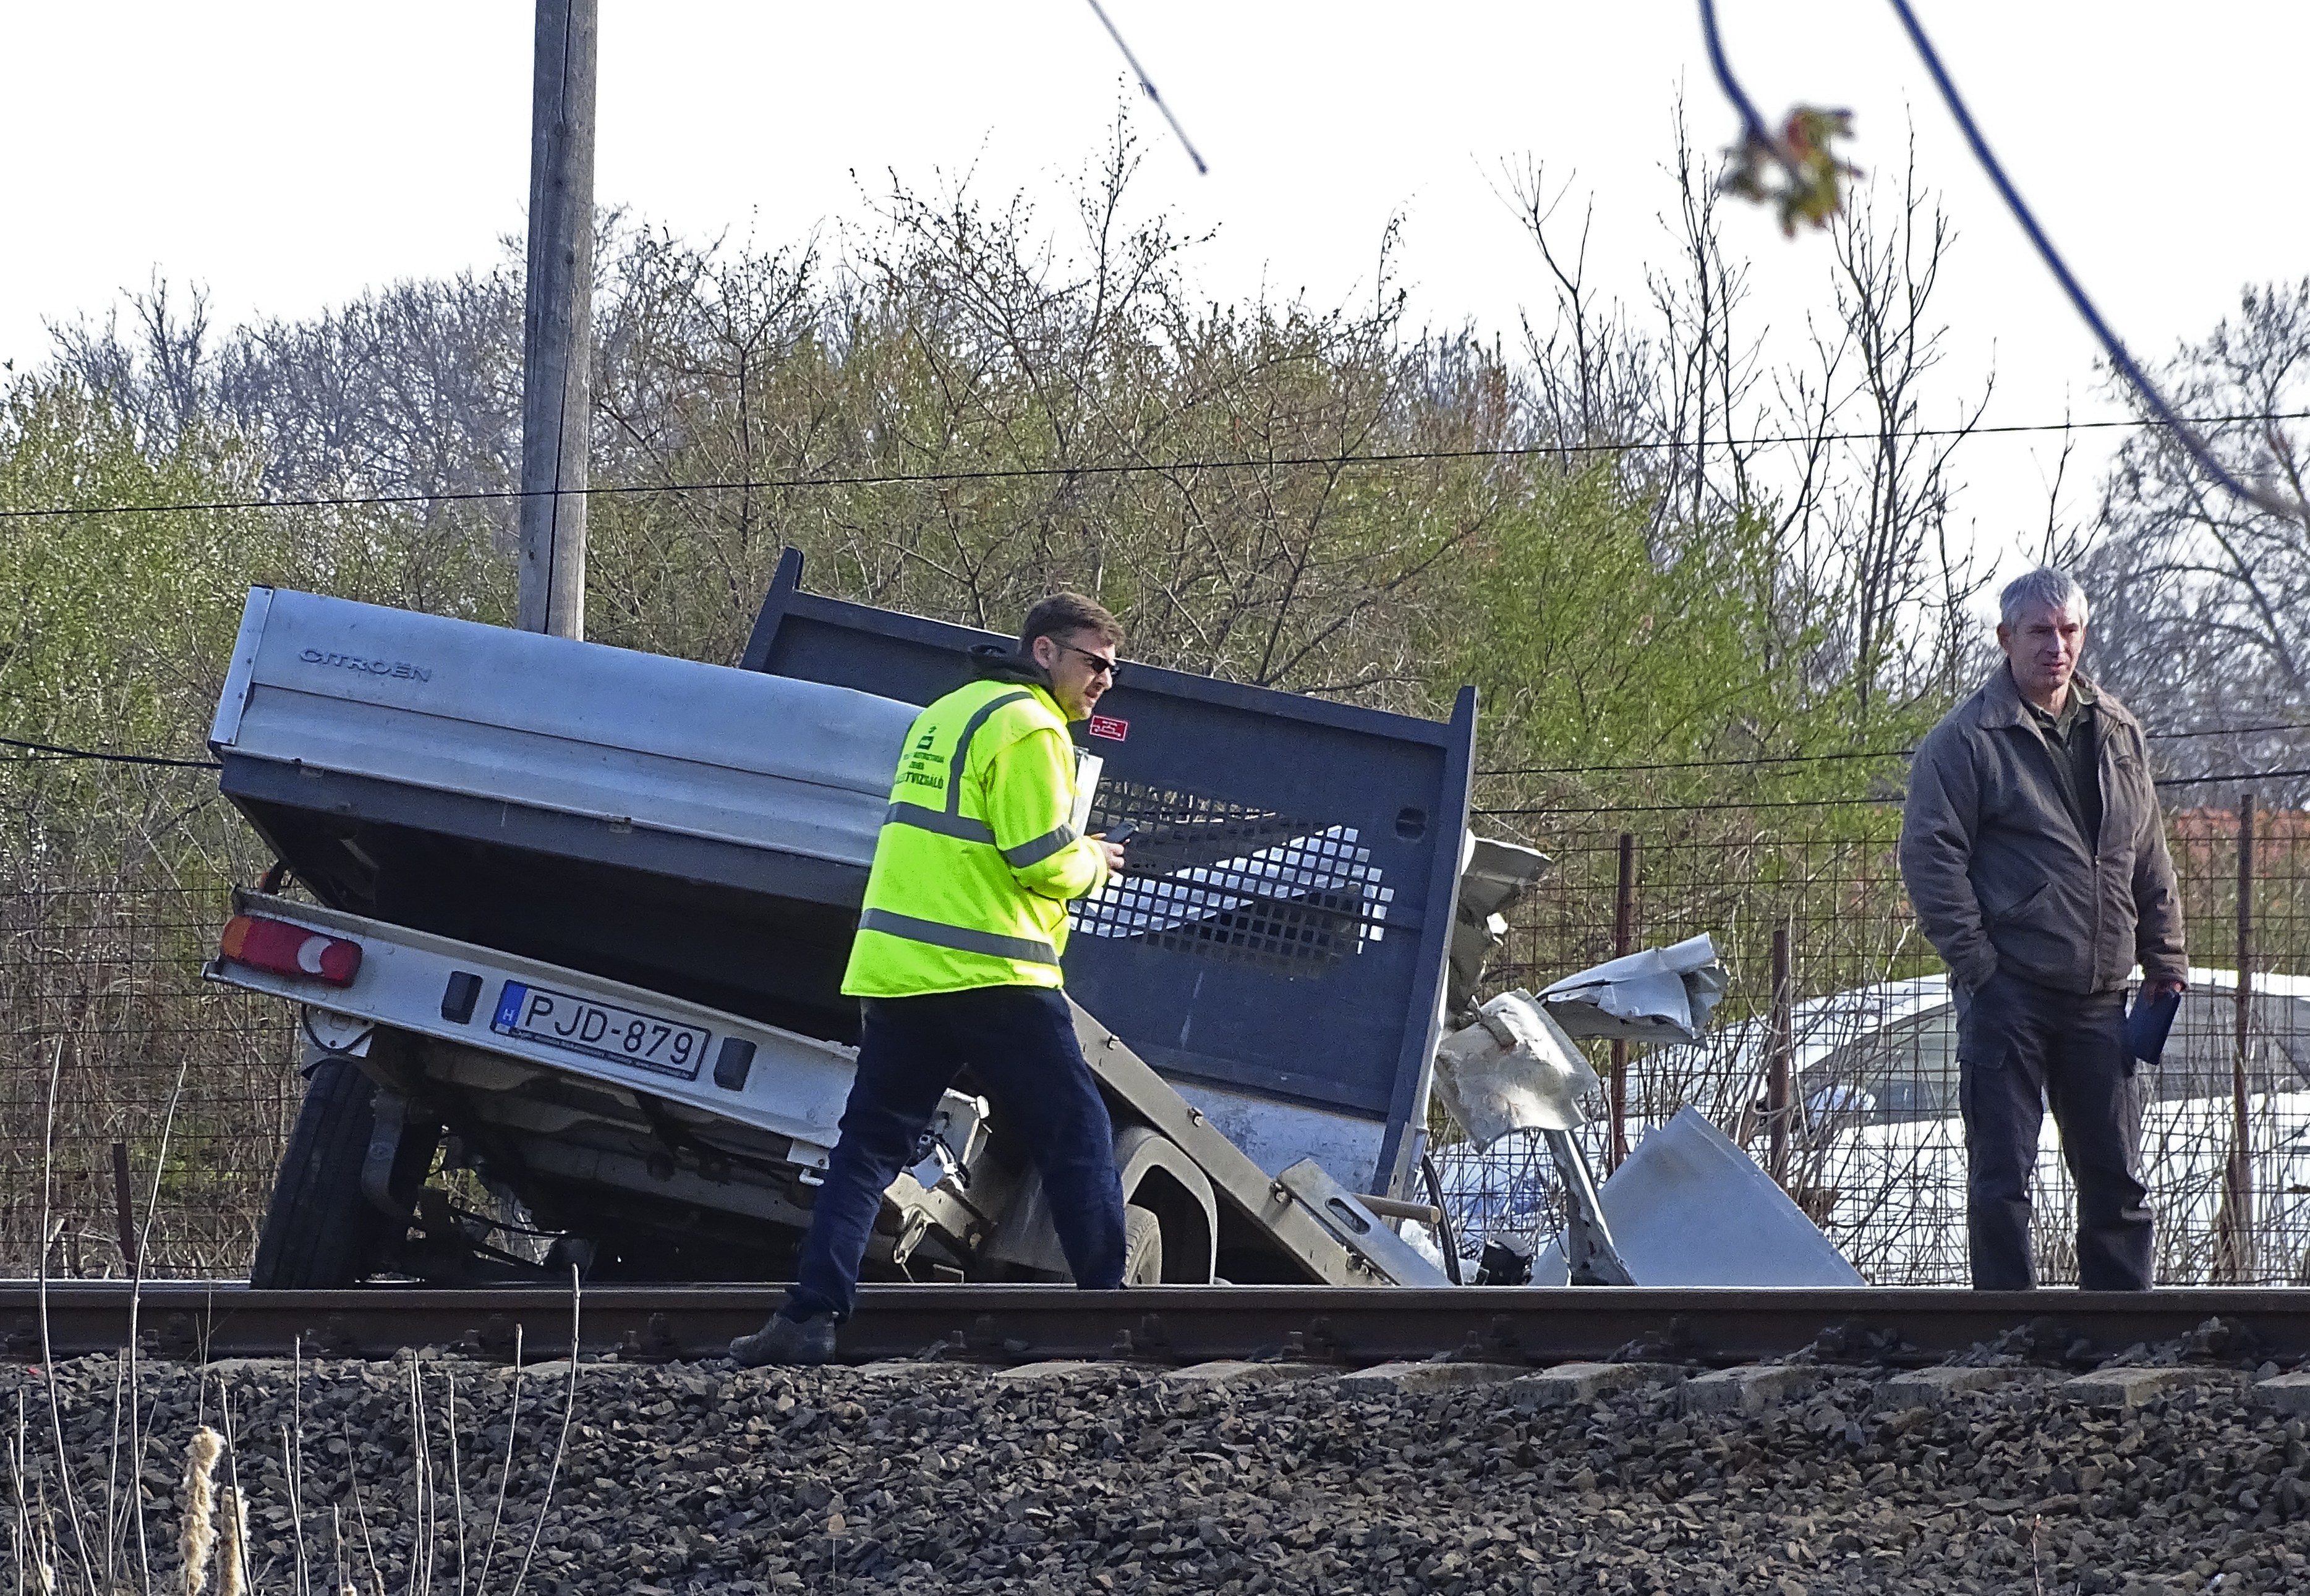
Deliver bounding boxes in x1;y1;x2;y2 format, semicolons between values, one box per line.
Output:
220;915;363;987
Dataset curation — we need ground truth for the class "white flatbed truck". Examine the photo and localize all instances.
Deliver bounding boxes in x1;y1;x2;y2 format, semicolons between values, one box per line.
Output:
204;553;1527;1293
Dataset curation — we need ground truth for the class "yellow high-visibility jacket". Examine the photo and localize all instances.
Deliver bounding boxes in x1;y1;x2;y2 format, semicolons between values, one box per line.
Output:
841;669;1110;996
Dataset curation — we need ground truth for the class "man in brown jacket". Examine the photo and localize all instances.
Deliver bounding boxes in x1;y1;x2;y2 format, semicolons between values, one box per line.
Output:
1899;567;2188;1289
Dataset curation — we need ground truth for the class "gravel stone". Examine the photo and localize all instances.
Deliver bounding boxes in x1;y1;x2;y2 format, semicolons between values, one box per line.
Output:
9;1341;2310;1594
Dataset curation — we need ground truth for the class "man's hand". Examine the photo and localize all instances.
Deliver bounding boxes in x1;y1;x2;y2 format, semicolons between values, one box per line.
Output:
1094;836;1127;875
2145;976;2188;1000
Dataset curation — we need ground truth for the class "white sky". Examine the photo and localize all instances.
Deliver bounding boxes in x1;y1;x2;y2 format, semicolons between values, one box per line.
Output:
4;2;2306;580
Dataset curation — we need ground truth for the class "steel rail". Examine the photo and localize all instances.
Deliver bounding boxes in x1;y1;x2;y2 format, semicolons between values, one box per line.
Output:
5;1282;2304;1368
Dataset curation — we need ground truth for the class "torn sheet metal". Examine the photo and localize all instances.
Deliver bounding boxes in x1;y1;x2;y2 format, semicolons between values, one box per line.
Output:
1540;933;1728;1044
1433;991;1600;1143
1533;1107;1865;1287
1446;836;1550;1016
1539;1127;1635;1286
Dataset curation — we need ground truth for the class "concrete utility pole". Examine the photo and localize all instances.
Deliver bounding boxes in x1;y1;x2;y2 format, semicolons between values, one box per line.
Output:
517;0;597;638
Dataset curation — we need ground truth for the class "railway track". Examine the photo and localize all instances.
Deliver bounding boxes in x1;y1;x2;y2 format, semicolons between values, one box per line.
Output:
5;1281;2303;1367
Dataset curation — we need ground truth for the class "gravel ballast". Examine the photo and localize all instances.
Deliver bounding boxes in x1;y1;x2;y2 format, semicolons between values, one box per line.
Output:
7;1344;2310;1595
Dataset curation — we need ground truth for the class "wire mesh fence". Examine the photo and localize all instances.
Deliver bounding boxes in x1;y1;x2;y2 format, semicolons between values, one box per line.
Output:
0;880;297;1278
1436;797;2310;1286
1;793;2304;1286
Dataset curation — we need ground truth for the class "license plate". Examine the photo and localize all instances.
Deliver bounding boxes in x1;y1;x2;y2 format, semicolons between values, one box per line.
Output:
491;982;710;1080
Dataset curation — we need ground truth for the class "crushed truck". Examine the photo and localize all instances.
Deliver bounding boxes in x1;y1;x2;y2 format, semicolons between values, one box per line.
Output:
202;550;1579;1291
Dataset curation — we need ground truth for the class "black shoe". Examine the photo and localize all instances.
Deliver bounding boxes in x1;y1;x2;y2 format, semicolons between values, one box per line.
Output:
728;1312;837;1368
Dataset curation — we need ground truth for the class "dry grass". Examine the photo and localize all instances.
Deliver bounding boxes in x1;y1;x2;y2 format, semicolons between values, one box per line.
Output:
4;1305;586;1595
178;1427;221;1595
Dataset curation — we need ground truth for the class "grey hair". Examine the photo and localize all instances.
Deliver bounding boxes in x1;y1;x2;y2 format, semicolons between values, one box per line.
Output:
1999;566;2089;627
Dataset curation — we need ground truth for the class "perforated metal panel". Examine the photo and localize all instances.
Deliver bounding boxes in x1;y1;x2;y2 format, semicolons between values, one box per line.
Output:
1072;783;1395;973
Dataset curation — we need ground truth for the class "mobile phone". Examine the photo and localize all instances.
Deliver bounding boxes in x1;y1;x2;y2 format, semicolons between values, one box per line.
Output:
1104;820;1140;846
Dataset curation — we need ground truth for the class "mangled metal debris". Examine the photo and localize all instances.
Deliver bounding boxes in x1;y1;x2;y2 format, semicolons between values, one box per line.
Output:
1433;991;1633;1286
1539;933;1729;1044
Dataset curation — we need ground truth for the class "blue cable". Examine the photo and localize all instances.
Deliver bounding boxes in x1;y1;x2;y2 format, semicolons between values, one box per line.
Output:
1882;0;2290;519
1697;0;1773;148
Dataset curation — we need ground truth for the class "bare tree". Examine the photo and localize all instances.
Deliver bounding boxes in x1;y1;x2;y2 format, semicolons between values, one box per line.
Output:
1801;134;1992;721
1504;111;1988;735
2081;280;2310;804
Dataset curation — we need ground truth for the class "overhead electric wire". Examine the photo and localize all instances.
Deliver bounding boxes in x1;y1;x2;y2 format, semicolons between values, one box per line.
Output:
2151;768;2310;789
1476;794;1900;817
14;710;2303;793
0;733;219;771
1479;766;2310;819
3;407;2308;525
1473;719;2310;779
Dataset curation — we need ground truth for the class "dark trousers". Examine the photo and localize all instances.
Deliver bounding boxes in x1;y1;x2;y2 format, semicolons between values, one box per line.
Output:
1956;970;2153;1290
784;984;1127;1322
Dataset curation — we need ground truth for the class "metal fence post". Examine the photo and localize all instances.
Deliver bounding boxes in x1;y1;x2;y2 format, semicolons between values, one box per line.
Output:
1608;832;1635;1171
109;1140;139;1272
2217;793;2257;1282
1768;920;1793;1186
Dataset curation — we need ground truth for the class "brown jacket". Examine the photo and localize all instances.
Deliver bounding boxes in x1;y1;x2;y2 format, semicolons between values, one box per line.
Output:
1899;664;2186;996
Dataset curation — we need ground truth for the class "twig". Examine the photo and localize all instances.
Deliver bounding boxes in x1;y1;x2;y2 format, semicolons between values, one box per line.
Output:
218;1393;252;1596
409;1356;435;1596
128;1056;194;1594
1696;0;1773;149
508;1270;584;1596
12;1389;36;1596
36;1035;98;1590
286;1337;310;1596
337;1417;384;1596
101;1340;126;1590
443;1366;467;1596
1697;0;1857;234
284;1422;309;1596
477;1323;524;1587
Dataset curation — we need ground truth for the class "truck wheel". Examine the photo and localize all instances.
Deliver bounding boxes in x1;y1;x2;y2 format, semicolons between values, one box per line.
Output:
1123;1204;1163;1286
250;1055;411;1288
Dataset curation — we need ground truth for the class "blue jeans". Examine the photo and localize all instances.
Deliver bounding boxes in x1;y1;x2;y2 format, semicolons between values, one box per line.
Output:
1956;970;2152;1290
784;985;1127;1321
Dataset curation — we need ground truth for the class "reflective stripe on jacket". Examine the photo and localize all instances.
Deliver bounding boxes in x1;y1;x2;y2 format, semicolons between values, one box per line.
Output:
840;674;1110;997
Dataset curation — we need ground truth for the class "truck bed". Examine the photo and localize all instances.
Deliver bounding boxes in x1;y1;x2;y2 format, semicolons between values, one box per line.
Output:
209;587;918;1043
215;567;1481;1203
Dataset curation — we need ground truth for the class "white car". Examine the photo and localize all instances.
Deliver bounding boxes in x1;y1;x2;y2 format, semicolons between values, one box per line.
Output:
1430;969;2310;1285
1694;968;2310;1284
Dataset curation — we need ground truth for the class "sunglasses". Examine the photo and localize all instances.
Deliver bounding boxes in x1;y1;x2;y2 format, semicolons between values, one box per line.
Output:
1059;642;1123;681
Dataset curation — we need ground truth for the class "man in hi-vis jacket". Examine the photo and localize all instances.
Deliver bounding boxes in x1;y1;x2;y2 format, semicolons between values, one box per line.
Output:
1900;566;2187;1291
732;593;1131;1366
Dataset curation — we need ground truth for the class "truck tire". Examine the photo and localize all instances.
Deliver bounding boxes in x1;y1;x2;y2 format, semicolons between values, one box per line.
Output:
1123;1204;1163;1286
249;1055;406;1288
